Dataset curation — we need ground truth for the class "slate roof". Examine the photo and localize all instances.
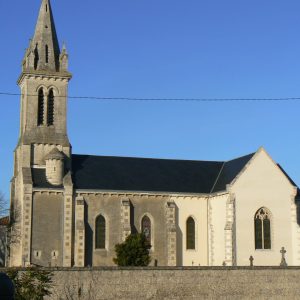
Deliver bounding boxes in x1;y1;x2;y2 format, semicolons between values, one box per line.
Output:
30;151;300;195
32;153;256;193
69;153;255;194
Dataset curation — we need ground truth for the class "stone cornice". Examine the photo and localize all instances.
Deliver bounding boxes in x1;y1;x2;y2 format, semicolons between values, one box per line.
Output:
18;70;72;85
75;188;228;198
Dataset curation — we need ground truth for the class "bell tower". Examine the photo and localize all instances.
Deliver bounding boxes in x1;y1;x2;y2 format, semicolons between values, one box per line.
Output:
9;0;72;266
18;0;71;149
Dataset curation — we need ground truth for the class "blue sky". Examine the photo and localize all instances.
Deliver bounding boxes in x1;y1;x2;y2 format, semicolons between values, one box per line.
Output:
1;0;300;198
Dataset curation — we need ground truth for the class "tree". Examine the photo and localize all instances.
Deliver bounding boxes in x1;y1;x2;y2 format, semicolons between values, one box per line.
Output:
6;268;53;300
0;192;9;217
0;192;9;266
113;233;151;267
0;192;21;266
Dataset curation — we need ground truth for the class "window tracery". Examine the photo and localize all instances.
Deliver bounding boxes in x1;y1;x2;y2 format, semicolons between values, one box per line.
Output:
141;215;151;245
255;207;271;250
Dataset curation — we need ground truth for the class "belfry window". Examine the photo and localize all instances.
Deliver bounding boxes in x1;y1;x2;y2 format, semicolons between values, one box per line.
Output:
186;217;195;250
45;45;49;63
141;215;151;245
37;88;44;125
95;215;106;249
47;89;54;126
255;207;271;250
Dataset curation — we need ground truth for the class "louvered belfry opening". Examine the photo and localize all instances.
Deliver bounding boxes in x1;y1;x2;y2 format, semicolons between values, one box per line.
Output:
37;88;44;125
47;89;54;125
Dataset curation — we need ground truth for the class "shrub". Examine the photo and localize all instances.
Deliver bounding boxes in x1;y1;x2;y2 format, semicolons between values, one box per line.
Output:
6;267;53;300
113;233;151;266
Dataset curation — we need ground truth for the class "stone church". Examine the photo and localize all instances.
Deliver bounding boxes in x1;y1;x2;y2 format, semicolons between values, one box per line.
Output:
9;0;300;268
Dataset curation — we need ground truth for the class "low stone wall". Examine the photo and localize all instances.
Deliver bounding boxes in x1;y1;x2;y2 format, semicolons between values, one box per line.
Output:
3;267;300;299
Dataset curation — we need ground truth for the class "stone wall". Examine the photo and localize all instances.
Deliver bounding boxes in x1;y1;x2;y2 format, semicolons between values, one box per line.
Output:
3;267;300;299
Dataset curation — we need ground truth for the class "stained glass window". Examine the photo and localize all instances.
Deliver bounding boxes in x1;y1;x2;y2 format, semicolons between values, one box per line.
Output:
142;215;151;245
254;208;271;250
186;217;195;250
95;215;106;249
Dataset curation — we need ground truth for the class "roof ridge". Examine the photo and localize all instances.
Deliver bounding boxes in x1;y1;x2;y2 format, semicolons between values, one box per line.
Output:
72;153;224;164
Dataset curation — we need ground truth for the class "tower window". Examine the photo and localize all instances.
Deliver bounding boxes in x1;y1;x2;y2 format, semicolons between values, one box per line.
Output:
186;216;195;250
95;215;106;249
255;207;271;250
47;89;54;126
37;89;44;126
46;4;48;12
45;45;49;63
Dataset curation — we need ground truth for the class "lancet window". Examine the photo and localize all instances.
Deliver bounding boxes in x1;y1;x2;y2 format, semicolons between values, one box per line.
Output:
95;215;106;249
141;215;151;245
47;89;54;125
45;45;49;63
186;217;195;250
37;88;44;125
255;207;271;250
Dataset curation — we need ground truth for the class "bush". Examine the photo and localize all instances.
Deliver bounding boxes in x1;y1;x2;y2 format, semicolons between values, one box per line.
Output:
6;267;53;300
113;233;151;266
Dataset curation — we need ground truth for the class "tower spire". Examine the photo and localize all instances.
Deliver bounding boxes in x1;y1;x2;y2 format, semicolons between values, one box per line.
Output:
33;0;60;71
23;0;63;72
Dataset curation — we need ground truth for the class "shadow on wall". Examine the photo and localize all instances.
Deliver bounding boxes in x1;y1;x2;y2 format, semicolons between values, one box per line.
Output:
85;201;93;267
130;202;138;234
176;204;182;266
296;200;300;226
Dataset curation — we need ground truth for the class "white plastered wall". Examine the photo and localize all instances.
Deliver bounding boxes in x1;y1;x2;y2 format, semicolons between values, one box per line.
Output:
231;148;298;266
173;196;208;266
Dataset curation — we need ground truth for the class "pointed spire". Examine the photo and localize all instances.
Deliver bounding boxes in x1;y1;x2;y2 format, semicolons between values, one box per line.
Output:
30;0;61;71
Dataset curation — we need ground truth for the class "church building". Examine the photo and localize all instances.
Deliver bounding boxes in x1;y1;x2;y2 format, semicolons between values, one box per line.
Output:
9;0;300;267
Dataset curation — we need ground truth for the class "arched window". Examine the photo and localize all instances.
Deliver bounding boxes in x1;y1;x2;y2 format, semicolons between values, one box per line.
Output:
37;88;44;125
255;207;271;250
186;217;195;250
95;215;106;249
47;89;54;126
141;215;151;245
45;45;49;63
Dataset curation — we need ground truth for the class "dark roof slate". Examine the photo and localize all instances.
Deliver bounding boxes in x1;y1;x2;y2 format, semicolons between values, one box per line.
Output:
70;153;255;193
211;153;255;193
71;155;223;193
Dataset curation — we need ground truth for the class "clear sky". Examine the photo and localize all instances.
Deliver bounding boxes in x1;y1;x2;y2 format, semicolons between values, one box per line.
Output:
1;0;300;198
